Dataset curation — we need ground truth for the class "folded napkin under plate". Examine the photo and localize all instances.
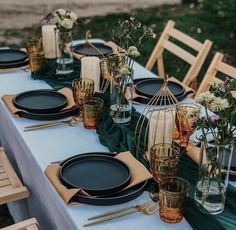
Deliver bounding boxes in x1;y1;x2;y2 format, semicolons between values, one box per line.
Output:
45;151;152;205
1;88;77;119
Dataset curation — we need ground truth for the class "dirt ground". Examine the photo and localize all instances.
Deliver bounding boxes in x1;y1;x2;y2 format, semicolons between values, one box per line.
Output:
0;0;180;45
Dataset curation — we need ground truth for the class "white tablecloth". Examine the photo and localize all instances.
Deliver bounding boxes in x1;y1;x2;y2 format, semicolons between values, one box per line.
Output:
0;58;195;230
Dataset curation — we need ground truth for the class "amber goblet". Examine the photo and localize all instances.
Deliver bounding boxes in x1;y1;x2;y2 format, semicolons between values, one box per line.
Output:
72;78;94;118
150;143;180;182
174;104;200;147
25;37;44;72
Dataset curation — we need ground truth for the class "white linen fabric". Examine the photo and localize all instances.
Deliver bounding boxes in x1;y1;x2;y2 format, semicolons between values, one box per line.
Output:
0;56;194;229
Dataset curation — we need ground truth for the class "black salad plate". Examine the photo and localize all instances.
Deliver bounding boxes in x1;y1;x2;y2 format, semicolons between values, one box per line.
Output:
73;43;113;56
18;107;79;121
60;154;131;196
0;59;29;69
13;90;68;114
135;78;185;98
0;49;28;64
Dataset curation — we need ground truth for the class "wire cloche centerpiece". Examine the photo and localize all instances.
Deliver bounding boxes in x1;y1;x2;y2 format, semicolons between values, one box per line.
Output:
134;76;199;181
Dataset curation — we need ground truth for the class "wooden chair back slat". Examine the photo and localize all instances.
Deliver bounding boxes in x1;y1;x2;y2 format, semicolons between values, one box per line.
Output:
169;28;203;51
146;20;213;90
163;40;195;65
0;218;39;230
196;52;236;96
0;147;29;205
218;62;236;78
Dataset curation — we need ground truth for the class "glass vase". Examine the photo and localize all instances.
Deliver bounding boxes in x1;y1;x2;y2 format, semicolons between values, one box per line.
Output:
194;141;234;214
56;30;73;75
110;70;133;124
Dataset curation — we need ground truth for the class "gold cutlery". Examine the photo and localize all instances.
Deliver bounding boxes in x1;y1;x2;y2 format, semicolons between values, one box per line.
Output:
84;200;159;227
24;116;81;131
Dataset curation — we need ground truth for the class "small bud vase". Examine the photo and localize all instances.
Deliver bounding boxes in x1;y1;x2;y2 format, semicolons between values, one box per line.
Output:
110;70;133;124
56;30;74;75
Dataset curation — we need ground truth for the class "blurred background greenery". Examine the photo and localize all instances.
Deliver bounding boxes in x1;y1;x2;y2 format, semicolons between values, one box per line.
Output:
1;0;236;84
72;0;236;83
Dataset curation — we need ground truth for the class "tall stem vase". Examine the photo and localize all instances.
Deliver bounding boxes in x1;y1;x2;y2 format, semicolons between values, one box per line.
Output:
56;30;74;75
194;141;234;214
110;71;133;124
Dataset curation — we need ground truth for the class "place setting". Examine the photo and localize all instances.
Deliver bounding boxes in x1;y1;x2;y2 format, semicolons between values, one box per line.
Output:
0;48;29;72
1;88;79;121
45;151;152;207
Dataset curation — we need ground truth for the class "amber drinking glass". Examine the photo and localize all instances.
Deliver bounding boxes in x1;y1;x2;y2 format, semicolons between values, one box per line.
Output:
26;37;44;72
175;104;200;147
150;143;180;182
72;78;94;117
83;97;104;129
159;177;190;223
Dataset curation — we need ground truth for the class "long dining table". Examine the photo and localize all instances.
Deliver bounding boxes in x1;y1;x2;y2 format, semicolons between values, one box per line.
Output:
0;43;234;230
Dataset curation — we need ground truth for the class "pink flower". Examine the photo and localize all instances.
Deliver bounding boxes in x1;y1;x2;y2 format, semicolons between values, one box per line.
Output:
211;115;220;122
224;77;230;84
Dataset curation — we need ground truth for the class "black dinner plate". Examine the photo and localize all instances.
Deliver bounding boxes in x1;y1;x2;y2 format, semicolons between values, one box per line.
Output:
0;49;28;64
134;78;186;104
18;107;79;120
59;152;147;205
73;42;113;56
13;90;68;114
60;154;131;196
135;78;185;98
0;59;29;69
74;180;147;206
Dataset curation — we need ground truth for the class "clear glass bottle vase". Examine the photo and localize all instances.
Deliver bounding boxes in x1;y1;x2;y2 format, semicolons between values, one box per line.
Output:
110;70;133;124
194;141;234;214
56;30;74;75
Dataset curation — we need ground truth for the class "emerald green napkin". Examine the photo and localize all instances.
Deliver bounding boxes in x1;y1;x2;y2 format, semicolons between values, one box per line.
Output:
96;93;236;230
31;59;81;90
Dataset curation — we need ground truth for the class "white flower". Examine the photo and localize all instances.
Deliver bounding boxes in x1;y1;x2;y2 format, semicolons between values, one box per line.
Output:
60;18;73;29
69;12;78;22
128;46;138;53
196;91;229;111
209;97;229;112
54;15;62;25
195;91;215;105
119;67;130;75
129;50;140;58
55;9;66;17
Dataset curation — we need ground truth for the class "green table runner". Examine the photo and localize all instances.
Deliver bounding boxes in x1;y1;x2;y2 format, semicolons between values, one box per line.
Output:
96;93;236;230
31;59;81;90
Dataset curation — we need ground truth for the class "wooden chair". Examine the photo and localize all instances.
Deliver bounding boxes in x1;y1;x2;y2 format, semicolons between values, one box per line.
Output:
146;20;212;90
0;218;39;230
0;147;29;205
196;52;236;96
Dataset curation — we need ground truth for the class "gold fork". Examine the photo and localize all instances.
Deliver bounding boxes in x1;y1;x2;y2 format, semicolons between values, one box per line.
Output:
23;116;81;131
84;201;159;227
